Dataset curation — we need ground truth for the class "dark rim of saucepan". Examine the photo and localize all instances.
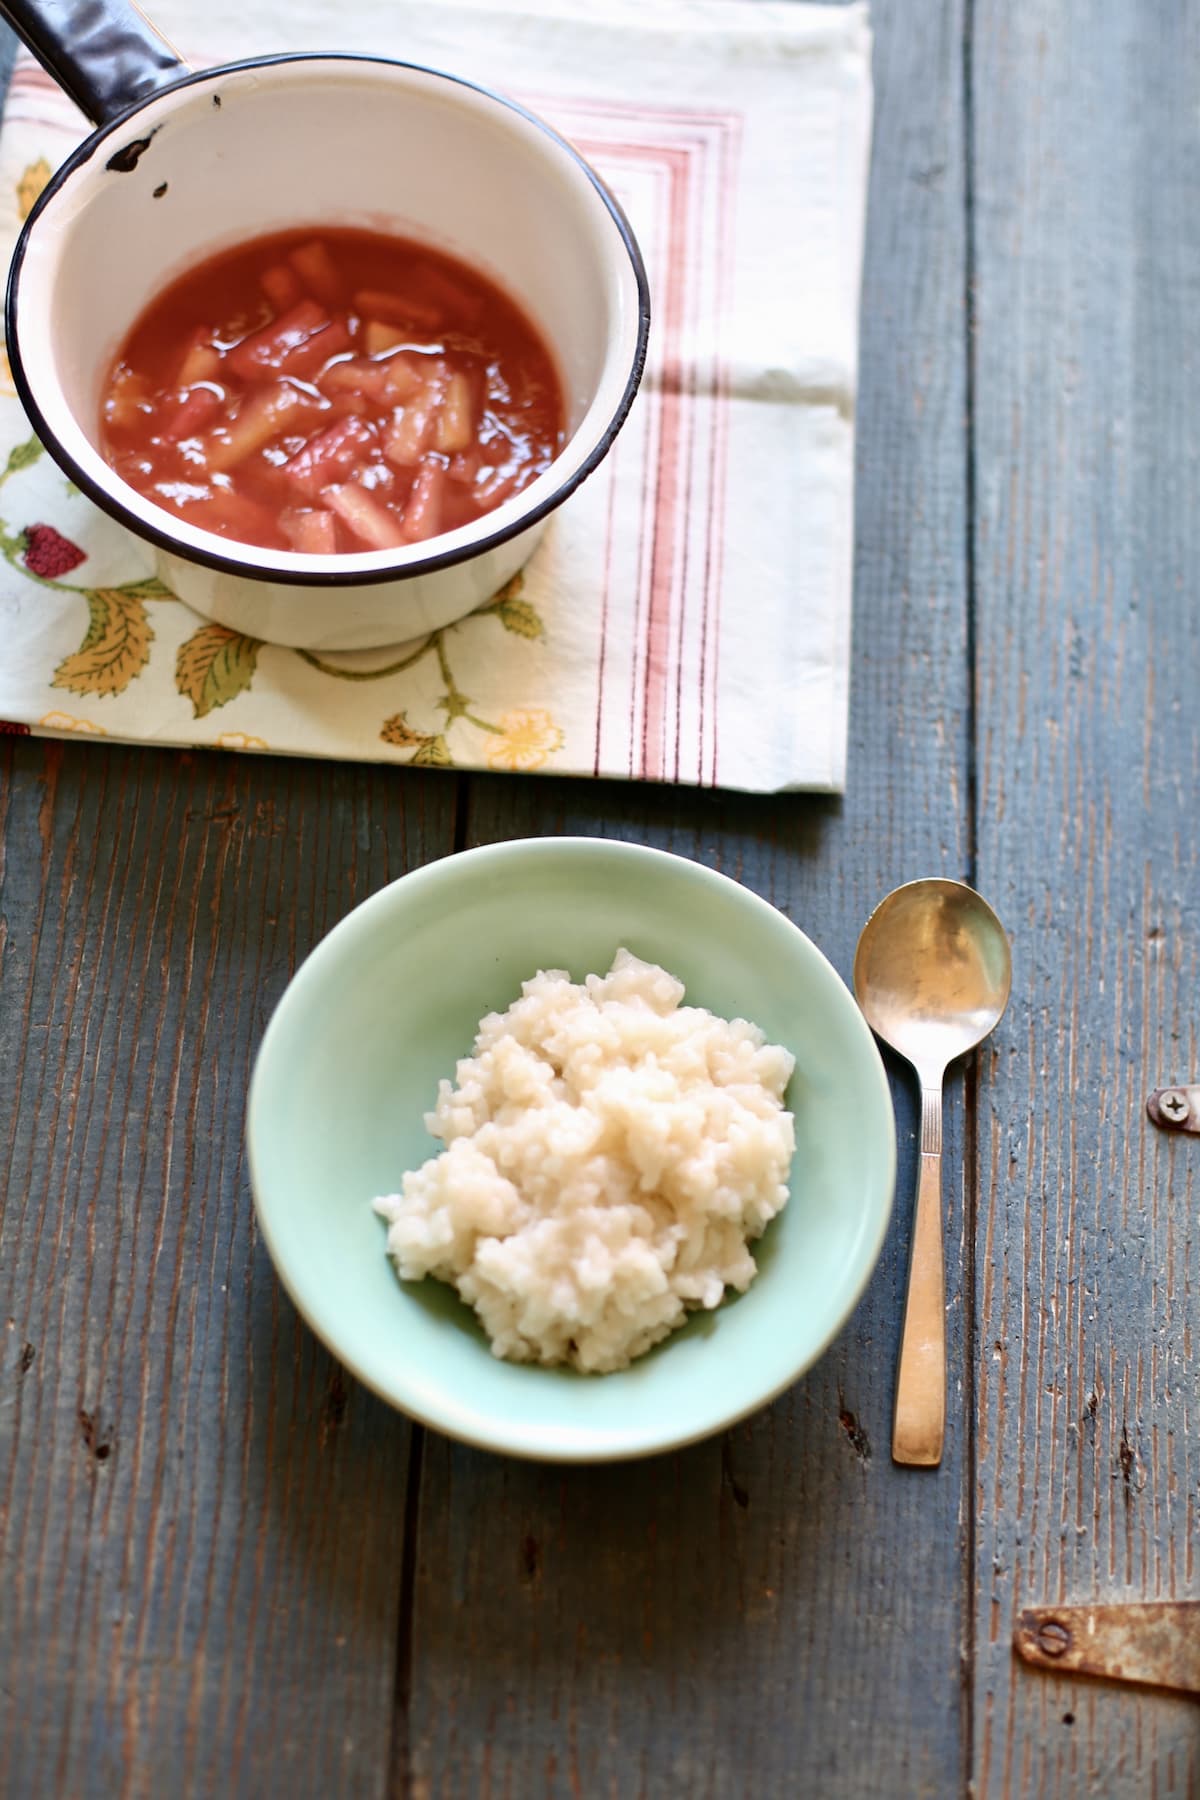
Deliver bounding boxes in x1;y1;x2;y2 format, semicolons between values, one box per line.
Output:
6;52;652;588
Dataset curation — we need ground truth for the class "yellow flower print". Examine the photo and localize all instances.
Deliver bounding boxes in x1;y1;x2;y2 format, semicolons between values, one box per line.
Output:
39;710;106;735
484;707;564;773
214;731;268;751
0;344;15;398
17;158;52;221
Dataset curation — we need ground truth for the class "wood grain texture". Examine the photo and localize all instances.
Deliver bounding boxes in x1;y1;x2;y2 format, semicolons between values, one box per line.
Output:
400;3;977;1793
10;3;1197;1795
970;4;1200;1793
0;740;456;1797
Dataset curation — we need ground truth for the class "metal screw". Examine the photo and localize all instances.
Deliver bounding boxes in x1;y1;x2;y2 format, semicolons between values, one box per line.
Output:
1035;1620;1072;1658
1159;1090;1190;1124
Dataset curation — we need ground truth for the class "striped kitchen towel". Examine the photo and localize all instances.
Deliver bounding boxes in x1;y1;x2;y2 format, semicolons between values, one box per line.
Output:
0;0;871;790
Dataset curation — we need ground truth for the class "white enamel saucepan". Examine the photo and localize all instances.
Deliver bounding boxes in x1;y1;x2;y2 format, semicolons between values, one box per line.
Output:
1;0;650;649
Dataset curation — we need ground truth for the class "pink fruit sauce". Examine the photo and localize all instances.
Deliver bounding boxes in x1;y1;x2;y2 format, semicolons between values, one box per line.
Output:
99;226;565;555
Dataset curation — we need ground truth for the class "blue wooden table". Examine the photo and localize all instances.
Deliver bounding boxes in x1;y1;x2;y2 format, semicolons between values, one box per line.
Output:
1;5;1197;1795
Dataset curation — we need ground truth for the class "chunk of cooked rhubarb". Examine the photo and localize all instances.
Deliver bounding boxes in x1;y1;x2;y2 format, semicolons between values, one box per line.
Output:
280;318;353;381
383;374;446;467
280;507;338;553
162;385;223;442
383;352;425;401
321;482;406;550
226;300;330;381
282;416;376;497
401;458;447;543
261;262;302;311
318;357;392;403
103;366;153;429
289;239;343;304
384;406;429;467
363;320;408;357
435;371;474;453
447;447;481;484
204;383;317;472
176;329;222;388
354;288;442;332
326;391;370;418
357;461;396;496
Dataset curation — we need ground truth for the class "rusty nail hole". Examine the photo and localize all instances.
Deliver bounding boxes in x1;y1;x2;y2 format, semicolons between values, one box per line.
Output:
721;1439;750;1508
78;1406;112;1462
1035;1620;1071;1657
1062;1712;1075;1727
838;1406;872;1463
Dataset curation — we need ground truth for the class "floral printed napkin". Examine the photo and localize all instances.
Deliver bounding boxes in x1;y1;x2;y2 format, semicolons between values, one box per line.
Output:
0;0;872;790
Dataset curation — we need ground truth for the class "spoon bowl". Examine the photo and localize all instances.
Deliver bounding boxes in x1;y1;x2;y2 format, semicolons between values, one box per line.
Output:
853;880;1012;1081
854;879;1011;1466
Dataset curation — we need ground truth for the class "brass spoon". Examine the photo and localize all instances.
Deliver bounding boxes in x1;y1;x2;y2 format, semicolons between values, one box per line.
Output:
853;880;1012;1467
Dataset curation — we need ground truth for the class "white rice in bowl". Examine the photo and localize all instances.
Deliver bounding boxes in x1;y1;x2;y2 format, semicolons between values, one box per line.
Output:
373;949;796;1373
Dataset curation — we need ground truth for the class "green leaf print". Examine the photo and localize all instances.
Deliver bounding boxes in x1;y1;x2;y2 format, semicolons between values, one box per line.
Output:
4;437;43;478
176;622;261;718
115;574;178;602
492;597;544;640
411;735;455;768
52;590;153;697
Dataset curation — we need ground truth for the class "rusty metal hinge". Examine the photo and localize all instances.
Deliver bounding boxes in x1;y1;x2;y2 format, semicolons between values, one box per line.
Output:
1015;1603;1200;1697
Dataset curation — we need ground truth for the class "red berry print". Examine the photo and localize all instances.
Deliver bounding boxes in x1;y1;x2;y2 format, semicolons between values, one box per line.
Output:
23;523;86;579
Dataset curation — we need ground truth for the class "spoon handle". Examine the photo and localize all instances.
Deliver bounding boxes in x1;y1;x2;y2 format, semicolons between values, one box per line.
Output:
892;1082;946;1466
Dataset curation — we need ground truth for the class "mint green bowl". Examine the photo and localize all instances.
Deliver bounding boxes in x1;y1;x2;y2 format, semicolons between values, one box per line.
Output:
247;838;895;1461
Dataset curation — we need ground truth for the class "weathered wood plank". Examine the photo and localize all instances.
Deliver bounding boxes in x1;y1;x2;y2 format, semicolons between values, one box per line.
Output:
402;2;977;1793
971;5;1200;1794
0;740;457;1796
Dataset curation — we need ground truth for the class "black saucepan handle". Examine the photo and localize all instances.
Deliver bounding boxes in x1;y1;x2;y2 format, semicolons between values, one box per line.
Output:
0;0;187;126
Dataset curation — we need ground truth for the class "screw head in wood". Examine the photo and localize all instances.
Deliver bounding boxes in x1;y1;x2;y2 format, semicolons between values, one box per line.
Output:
1158;1090;1190;1124
1035;1620;1072;1658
